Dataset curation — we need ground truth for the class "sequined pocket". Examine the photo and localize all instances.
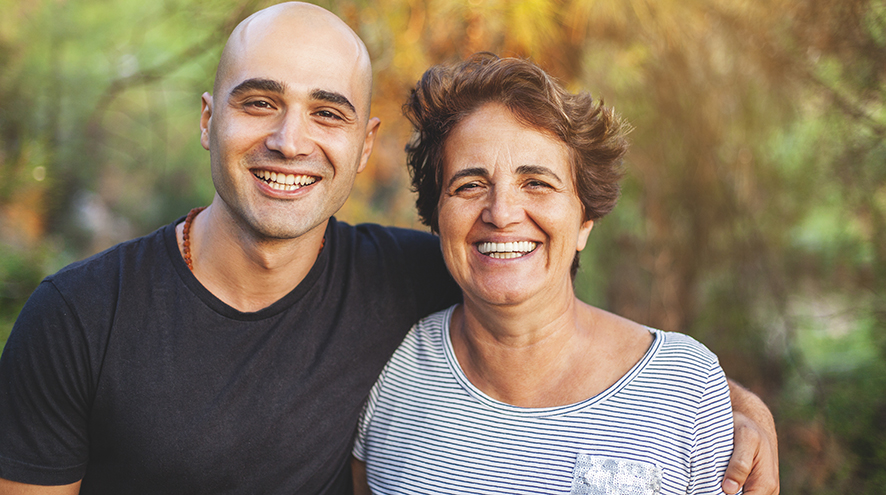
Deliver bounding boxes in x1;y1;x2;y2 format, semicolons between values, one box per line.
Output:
570;453;662;495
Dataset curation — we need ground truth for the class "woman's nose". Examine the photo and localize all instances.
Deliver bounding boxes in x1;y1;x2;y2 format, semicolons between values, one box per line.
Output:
480;186;525;228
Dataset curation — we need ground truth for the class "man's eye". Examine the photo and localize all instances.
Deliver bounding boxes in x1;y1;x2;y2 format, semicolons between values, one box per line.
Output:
246;100;273;109
315;110;343;120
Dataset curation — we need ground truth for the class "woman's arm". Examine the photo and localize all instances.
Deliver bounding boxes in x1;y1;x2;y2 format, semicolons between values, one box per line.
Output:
724;379;780;494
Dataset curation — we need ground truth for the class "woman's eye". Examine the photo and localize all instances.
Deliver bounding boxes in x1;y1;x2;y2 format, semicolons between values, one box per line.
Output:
526;179;552;189
454;182;481;194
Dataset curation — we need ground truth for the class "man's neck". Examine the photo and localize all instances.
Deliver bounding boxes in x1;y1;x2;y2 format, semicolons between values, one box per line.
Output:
176;204;327;313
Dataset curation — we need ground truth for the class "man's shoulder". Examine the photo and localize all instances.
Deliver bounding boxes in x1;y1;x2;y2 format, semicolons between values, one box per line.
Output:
47;221;175;290
329;218;441;262
326;218;458;316
331;218;437;245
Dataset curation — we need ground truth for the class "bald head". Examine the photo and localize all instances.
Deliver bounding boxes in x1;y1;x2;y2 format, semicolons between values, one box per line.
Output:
214;2;373;119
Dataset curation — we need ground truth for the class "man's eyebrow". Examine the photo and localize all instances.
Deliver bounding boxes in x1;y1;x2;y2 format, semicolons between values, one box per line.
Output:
310;89;356;115
447;167;488;188
229;78;285;98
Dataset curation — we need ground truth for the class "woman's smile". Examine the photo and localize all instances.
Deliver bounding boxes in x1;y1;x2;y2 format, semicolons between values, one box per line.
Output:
476;241;538;259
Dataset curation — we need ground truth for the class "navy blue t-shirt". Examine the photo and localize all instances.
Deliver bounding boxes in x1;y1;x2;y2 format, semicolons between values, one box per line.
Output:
0;217;459;494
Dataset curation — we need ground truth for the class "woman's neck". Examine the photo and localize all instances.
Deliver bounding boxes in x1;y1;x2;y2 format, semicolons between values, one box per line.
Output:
450;297;652;408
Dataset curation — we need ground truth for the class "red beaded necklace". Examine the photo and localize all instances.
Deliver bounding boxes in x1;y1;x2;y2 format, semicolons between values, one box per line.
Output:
181;206;206;271
181;206;325;272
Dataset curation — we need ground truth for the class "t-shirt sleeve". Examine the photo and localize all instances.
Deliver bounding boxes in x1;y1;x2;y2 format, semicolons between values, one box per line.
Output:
0;280;92;485
688;360;736;495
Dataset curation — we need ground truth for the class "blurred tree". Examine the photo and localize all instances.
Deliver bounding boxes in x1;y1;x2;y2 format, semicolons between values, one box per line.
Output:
1;0;884;490
0;0;265;345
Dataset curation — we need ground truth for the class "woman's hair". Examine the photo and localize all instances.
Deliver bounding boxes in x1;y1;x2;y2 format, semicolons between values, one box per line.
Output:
404;53;631;234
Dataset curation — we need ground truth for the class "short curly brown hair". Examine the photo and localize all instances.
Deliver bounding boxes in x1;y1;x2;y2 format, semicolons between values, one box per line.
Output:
404;53;630;235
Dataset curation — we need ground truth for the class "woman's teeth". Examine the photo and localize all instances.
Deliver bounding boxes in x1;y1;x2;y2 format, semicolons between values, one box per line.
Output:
477;241;538;259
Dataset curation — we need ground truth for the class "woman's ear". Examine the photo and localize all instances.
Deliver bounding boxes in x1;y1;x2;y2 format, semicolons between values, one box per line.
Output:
576;219;594;251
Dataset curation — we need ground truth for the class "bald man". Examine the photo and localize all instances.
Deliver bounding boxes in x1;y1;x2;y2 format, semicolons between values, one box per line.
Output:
0;3;457;493
0;3;778;494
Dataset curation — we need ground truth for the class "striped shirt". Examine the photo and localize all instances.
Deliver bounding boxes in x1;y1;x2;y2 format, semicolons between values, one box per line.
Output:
354;306;734;494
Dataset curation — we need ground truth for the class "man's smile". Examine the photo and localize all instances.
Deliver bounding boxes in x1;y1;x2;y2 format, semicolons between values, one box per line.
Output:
253;169;318;191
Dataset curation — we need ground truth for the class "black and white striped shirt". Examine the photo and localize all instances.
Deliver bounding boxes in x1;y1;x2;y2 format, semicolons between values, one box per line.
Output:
355;305;734;494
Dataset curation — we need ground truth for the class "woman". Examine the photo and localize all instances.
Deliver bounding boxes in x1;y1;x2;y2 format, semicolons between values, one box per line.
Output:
353;54;734;494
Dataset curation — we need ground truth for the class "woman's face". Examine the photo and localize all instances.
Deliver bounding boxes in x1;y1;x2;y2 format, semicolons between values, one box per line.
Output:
437;103;595;308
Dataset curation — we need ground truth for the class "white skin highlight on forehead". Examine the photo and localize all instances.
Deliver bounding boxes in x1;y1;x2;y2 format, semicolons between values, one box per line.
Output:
214;2;373;119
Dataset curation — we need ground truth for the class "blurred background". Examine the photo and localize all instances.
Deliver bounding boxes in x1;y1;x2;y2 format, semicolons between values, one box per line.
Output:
1;0;883;491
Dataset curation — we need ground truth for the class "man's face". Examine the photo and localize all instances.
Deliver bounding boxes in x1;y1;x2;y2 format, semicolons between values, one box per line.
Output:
201;8;378;240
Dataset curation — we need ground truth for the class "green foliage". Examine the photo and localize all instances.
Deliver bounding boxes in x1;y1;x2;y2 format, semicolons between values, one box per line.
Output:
1;0;885;490
779;344;886;493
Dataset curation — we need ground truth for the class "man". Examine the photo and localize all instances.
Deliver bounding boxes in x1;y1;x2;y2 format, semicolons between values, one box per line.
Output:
0;2;778;494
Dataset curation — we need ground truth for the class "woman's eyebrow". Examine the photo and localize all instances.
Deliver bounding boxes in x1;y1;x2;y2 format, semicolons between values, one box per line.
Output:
447;167;488;188
516;165;562;183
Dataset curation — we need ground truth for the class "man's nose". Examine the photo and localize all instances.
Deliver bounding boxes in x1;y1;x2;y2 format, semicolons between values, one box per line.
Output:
265;111;315;158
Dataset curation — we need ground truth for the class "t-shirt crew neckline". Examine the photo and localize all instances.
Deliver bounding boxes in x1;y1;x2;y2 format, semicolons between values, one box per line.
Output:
164;215;331;321
440;304;663;418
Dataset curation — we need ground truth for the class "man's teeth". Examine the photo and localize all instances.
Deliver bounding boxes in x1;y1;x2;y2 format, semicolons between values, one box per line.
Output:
477;241;538;259
255;170;317;191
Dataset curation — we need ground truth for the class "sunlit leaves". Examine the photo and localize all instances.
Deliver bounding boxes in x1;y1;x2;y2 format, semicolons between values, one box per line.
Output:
0;1;884;489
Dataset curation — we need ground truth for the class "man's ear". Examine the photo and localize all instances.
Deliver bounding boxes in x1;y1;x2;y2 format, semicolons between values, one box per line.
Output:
356;117;381;174
200;92;213;151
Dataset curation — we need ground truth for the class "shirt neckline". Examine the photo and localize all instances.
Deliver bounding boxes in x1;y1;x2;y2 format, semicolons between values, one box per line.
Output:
163;215;333;321
440;304;663;417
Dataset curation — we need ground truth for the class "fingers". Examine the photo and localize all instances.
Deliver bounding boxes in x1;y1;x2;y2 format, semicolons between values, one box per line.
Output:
724;409;780;494
723;411;758;493
723;478;742;494
725;380;780;494
742;470;781;495
740;435;780;495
